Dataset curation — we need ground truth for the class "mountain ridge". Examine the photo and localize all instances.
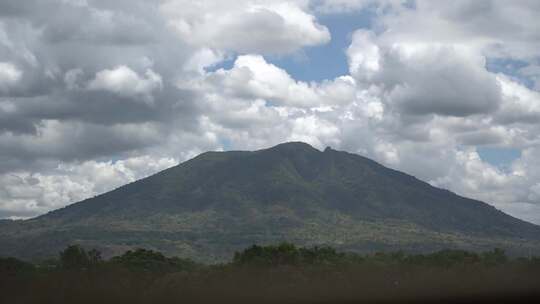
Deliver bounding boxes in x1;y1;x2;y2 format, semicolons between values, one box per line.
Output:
1;142;539;262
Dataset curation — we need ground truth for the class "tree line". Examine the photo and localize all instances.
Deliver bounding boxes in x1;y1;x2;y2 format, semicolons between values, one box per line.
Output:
1;243;540;303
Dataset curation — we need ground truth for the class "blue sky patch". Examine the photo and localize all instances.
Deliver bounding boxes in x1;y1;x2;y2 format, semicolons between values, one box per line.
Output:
486;58;535;89
266;9;375;82
478;147;521;169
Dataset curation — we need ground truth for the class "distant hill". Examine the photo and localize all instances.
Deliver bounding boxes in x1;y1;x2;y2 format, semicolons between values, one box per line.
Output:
1;142;539;262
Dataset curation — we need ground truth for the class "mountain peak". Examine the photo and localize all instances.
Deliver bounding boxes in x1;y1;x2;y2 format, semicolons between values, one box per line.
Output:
3;142;540;261
264;141;320;153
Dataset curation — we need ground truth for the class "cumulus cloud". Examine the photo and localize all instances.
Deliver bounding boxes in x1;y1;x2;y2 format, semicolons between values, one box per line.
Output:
182;54;357;109
495;74;540;125
0;62;22;92
88;66;163;100
0;156;176;218
348;30;502;117
373;1;540;61
161;0;330;54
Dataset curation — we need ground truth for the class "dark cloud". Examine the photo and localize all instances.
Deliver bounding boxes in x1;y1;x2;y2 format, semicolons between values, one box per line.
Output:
0;0;203;170
457;130;506;146
348;30;502;117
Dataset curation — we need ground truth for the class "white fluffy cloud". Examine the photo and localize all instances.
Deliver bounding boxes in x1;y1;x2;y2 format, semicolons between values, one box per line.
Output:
161;0;330;54
88;66;163;100
0;156;176;219
364;1;540;62
495;75;540;125
0;62;22;92
182;54;357;109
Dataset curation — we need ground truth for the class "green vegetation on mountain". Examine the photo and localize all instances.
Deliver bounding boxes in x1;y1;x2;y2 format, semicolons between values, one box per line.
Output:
1;142;539;262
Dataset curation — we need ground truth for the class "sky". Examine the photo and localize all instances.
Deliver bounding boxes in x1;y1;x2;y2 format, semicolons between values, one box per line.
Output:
1;1;540;224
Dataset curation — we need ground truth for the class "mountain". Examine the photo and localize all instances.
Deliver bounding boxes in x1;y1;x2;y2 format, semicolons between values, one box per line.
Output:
1;142;539;262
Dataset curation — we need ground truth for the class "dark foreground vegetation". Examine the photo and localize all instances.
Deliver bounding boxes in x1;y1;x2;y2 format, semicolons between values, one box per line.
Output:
2;244;540;304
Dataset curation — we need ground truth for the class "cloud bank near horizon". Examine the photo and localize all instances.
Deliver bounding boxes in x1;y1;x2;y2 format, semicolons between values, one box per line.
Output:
1;0;540;224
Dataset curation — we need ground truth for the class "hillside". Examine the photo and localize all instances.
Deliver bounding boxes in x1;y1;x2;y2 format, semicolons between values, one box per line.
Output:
1;142;539;262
